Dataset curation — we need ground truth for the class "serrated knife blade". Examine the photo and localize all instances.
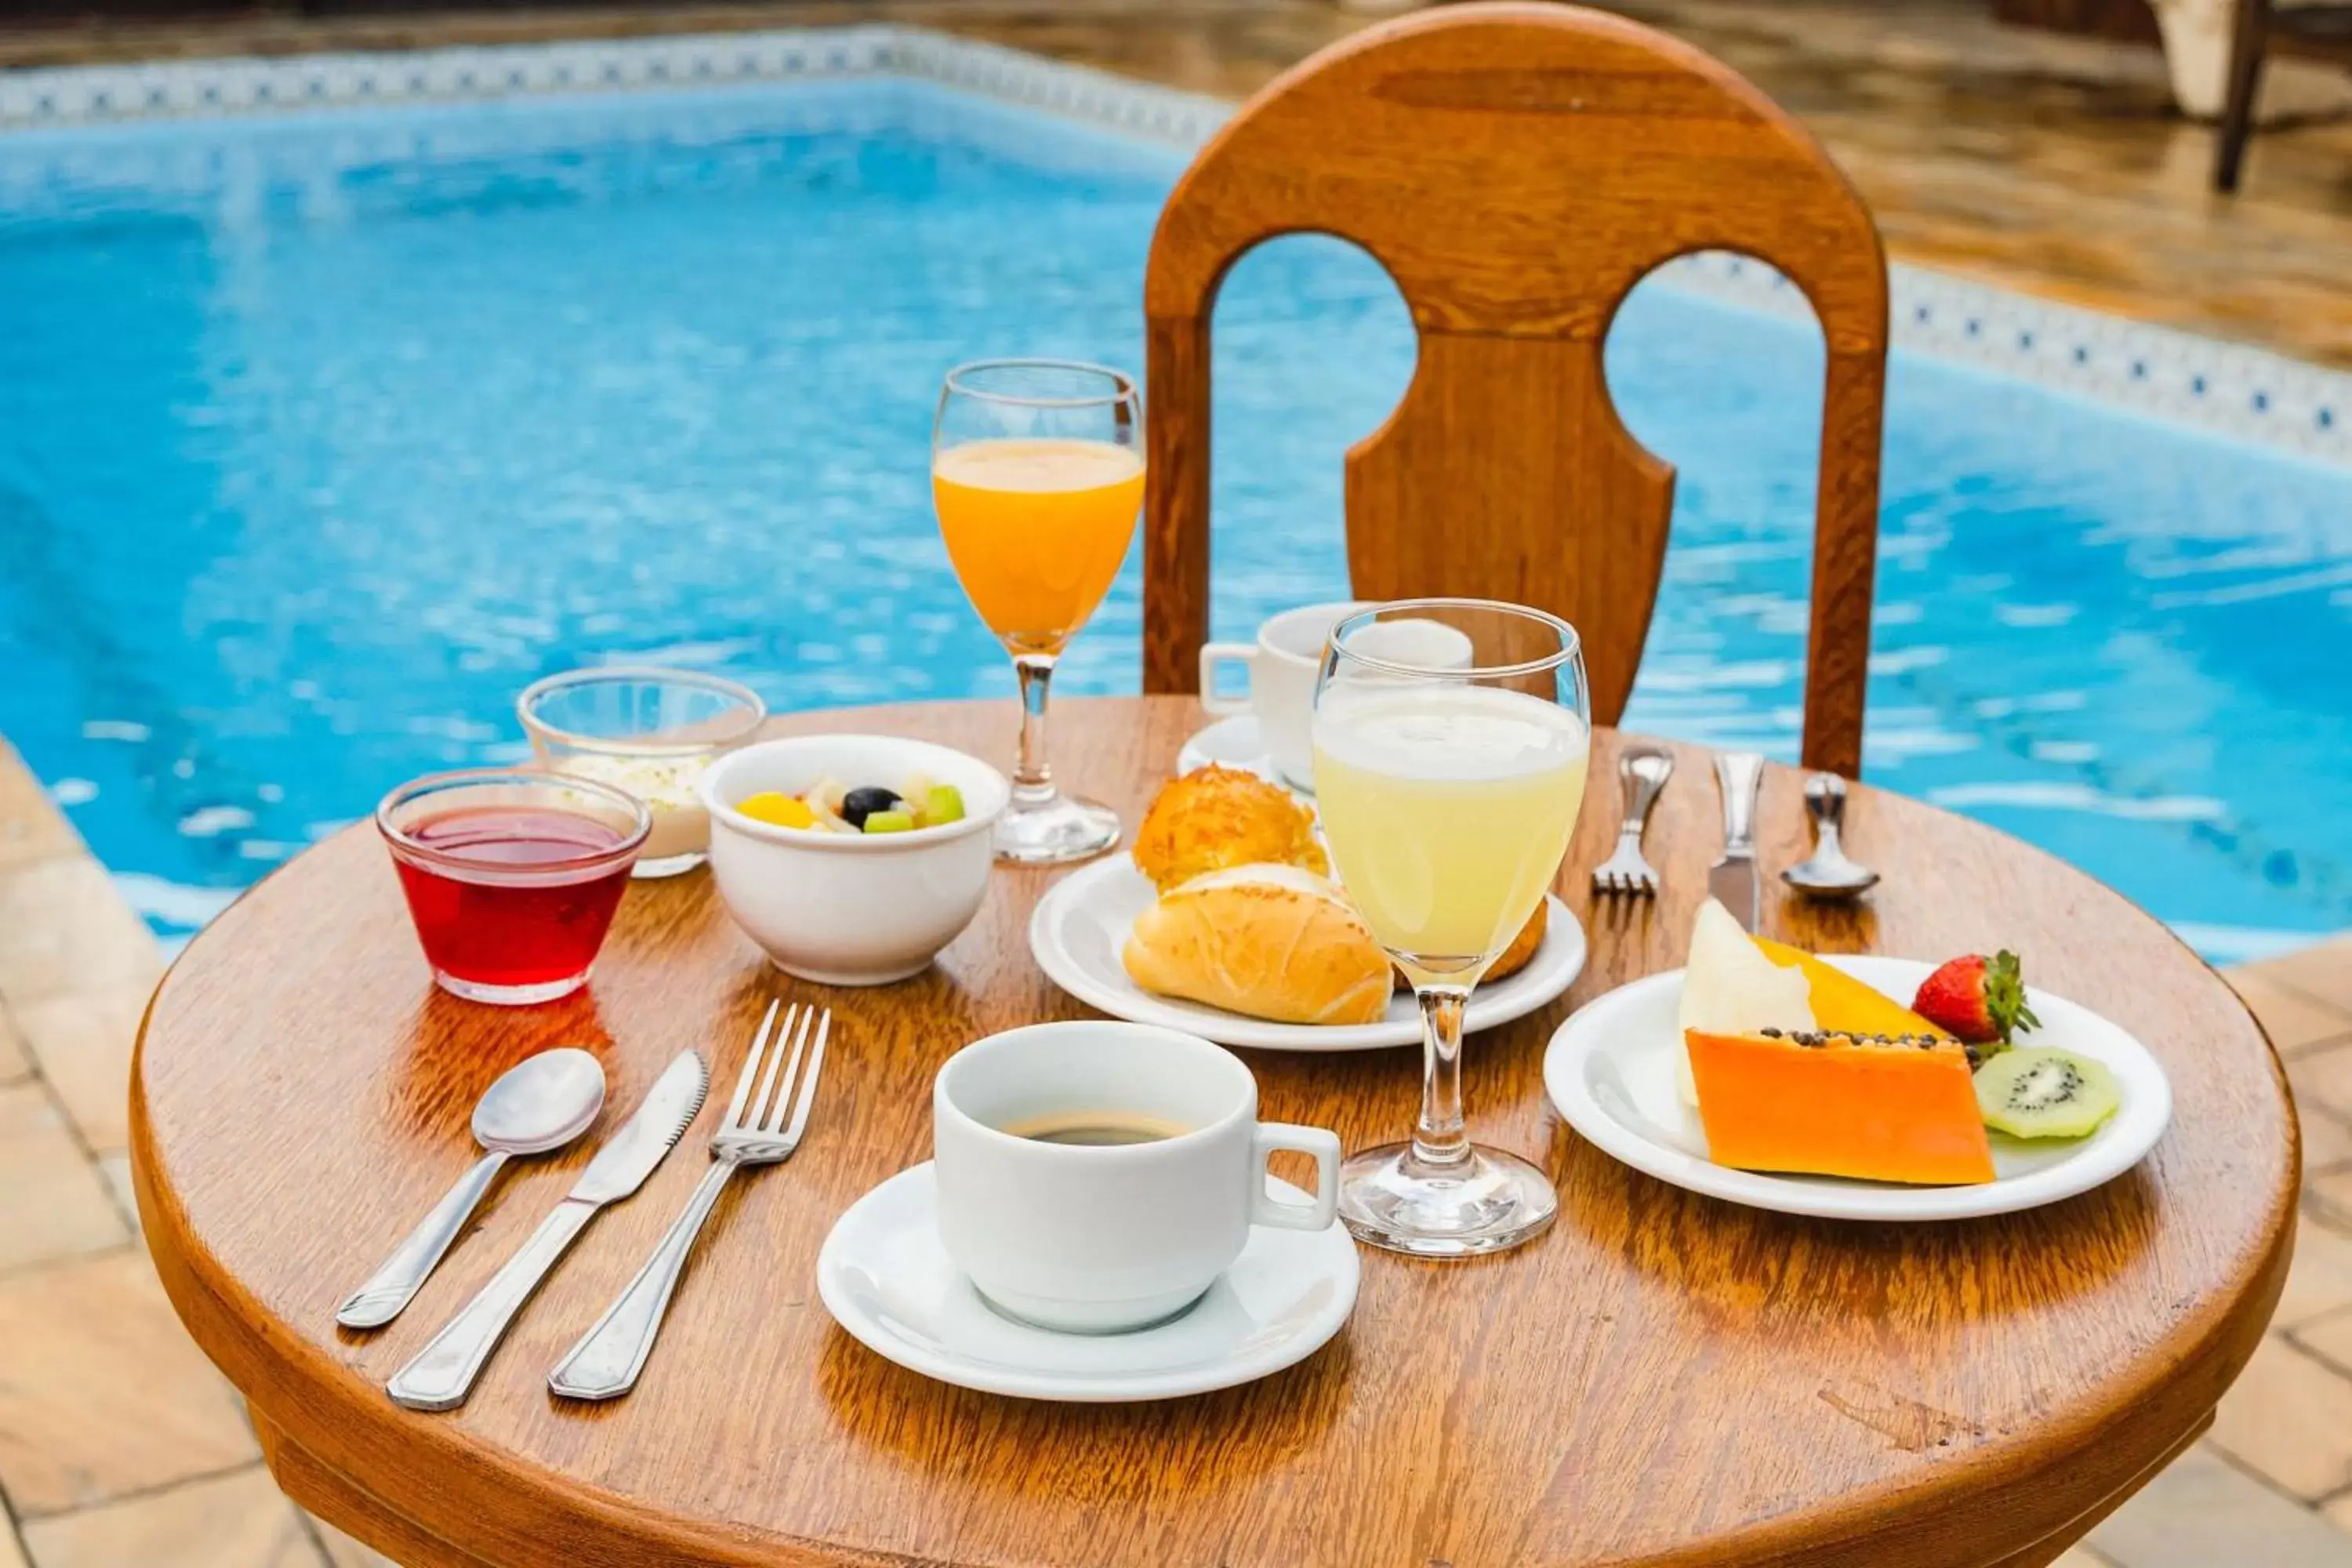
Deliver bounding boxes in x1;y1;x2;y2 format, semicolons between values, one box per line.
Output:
571;1051;709;1204
1708;752;1766;932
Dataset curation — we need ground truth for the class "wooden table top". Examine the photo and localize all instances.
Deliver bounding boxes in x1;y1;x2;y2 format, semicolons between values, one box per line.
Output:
132;696;2297;1568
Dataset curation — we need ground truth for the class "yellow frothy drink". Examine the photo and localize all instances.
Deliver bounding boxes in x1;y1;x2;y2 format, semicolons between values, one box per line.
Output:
932;437;1144;656
1312;684;1590;987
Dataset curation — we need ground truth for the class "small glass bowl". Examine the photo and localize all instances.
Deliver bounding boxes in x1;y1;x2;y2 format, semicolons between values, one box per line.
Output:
377;768;650;1007
517;666;768;879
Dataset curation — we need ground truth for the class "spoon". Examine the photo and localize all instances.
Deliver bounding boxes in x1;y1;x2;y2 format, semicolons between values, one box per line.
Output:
336;1047;607;1330
1780;772;1880;898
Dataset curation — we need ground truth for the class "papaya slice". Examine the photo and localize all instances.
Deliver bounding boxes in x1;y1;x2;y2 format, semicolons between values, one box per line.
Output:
1686;1027;1996;1186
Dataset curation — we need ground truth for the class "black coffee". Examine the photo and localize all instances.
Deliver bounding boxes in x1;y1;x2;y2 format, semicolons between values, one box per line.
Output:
997;1110;1190;1146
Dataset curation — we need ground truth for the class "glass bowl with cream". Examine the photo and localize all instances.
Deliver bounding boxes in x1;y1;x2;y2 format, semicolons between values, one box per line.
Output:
517;667;766;878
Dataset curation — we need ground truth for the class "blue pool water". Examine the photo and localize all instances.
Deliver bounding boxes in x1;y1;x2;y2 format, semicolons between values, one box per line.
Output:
2;76;2348;956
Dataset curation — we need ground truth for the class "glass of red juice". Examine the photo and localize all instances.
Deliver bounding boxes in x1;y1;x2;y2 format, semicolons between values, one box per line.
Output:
376;769;652;1006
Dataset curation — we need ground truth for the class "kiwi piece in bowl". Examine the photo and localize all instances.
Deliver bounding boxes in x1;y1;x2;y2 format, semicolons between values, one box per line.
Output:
1974;1047;2120;1140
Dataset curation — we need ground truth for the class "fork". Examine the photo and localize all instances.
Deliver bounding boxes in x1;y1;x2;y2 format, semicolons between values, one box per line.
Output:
1590;745;1675;896
546;1000;829;1401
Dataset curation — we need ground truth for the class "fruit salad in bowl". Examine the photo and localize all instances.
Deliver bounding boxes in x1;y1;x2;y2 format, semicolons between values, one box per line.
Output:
735;776;968;837
701;735;1011;986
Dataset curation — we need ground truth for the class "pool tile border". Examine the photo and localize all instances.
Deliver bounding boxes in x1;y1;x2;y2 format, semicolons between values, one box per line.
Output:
0;21;2346;466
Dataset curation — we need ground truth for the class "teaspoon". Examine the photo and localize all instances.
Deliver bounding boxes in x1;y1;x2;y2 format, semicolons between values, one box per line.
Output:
336;1047;607;1329
1780;772;1880;898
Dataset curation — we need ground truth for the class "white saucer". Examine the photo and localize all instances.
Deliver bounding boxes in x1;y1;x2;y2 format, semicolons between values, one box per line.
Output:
1542;955;2173;1221
1174;716;1295;790
1030;857;1586;1052
815;1163;1359;1402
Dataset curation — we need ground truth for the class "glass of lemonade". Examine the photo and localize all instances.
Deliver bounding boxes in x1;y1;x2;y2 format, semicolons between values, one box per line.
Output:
1312;599;1591;1255
933;359;1144;863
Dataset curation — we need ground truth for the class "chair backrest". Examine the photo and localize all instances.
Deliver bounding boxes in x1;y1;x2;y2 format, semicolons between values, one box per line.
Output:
1141;1;1889;775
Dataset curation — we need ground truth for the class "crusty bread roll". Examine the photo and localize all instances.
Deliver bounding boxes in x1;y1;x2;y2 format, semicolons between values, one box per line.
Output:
1491;896;1549;982
1122;863;1392;1026
1131;765;1327;892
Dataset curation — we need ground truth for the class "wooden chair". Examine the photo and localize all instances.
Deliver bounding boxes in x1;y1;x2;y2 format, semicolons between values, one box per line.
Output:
1140;1;1889;776
2214;0;2352;191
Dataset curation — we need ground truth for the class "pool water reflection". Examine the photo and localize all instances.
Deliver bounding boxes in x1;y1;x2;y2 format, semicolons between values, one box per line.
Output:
0;78;2345;956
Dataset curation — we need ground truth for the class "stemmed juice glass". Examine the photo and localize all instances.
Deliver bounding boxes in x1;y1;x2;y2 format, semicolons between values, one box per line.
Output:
1310;599;1592;1255
932;359;1144;864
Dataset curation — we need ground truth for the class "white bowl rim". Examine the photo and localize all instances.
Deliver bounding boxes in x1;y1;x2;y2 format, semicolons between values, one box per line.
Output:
701;733;1009;851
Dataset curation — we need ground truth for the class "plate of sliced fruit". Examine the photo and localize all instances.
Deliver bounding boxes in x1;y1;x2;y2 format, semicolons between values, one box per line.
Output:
1543;900;2173;1221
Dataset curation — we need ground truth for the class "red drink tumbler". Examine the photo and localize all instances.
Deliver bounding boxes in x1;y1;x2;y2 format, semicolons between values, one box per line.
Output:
376;770;650;1006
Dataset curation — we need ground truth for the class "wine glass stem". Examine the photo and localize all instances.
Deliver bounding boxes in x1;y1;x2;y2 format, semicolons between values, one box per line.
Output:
1409;985;1472;1171
1011;652;1058;806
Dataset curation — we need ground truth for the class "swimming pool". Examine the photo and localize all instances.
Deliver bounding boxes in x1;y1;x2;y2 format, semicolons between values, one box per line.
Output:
2;37;2348;959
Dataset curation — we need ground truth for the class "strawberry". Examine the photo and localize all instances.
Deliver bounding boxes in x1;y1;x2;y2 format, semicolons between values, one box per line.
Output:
1912;950;2040;1048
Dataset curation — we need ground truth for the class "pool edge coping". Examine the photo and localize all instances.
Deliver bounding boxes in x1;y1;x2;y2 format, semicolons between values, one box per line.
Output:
0;20;2345;468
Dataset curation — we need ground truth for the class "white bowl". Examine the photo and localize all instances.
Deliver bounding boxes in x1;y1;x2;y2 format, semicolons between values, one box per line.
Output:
701;735;1011;986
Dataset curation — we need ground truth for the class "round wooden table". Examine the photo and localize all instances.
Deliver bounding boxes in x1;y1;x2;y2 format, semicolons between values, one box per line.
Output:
133;697;2296;1568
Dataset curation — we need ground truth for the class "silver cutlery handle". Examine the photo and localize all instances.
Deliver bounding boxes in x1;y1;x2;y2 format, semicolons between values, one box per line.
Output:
1714;751;1765;855
338;1151;507;1330
547;1160;736;1402
387;1197;597;1412
1614;746;1674;845
1805;771;1848;842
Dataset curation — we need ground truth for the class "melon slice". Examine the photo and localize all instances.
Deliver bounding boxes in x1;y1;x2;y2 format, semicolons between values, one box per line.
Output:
1686;1027;1996;1185
1676;898;1815;1105
1752;938;1944;1038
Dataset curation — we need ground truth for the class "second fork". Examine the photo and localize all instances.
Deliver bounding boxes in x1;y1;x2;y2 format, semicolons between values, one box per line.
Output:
547;1000;830;1401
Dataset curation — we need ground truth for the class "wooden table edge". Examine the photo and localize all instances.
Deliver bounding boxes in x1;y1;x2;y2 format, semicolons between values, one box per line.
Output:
135;1000;2291;1568
241;1403;2223;1568
126;702;2304;1568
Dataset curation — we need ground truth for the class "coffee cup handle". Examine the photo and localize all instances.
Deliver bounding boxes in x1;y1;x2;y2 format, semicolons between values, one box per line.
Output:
1199;643;1254;718
1249;1124;1342;1232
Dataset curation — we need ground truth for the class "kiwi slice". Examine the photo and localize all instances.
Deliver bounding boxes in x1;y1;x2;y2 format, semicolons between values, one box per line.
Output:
1974;1047;2120;1139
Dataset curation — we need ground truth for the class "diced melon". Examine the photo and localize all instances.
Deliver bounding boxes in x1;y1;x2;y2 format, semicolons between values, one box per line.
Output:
1686;1028;1995;1186
737;791;815;830
1677;898;1814;1105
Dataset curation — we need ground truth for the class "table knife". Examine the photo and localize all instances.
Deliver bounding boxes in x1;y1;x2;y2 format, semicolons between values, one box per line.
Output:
1708;751;1766;931
386;1050;707;1413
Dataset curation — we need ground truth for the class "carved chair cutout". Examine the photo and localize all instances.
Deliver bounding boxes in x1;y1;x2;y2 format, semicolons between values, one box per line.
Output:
1141;1;1889;775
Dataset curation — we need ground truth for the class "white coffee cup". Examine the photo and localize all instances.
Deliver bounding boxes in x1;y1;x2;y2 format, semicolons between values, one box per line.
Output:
1200;601;1473;791
932;1021;1341;1334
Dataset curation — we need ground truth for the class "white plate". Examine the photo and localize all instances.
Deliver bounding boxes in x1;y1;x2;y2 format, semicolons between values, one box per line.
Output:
1542;955;2173;1221
1174;715;1291;789
1030;857;1585;1053
815;1163;1359;1402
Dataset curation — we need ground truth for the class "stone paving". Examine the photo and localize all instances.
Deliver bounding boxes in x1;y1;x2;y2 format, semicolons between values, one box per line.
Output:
0;732;2347;1566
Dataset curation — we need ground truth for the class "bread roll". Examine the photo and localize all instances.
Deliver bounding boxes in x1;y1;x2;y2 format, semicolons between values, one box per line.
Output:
1122;864;1392;1026
1131;765;1327;892
1491;897;1549;982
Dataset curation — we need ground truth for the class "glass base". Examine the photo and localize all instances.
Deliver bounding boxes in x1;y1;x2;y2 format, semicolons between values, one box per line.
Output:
432;969;590;1007
1337;1142;1558;1258
630;850;707;879
992;790;1120;865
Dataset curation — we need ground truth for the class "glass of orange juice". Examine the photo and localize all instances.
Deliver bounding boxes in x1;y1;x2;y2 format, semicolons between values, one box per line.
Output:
933;360;1144;864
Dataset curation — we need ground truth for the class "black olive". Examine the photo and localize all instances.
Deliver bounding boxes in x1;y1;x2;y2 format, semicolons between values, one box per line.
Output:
840;786;906;829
